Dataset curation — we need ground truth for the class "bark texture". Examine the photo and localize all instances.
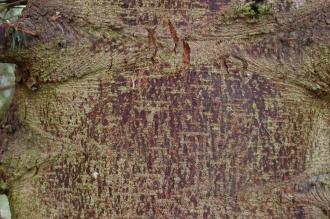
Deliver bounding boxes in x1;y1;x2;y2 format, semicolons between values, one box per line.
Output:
0;0;330;218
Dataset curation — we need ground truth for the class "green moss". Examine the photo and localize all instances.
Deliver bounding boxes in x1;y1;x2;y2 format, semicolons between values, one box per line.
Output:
239;1;273;20
0;180;8;192
91;25;103;32
257;4;271;16
241;2;257;18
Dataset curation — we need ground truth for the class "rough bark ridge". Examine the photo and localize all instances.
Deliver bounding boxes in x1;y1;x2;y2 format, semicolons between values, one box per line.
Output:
0;0;330;218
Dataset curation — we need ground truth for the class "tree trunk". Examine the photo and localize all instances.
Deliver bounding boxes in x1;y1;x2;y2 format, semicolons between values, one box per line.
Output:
0;0;330;218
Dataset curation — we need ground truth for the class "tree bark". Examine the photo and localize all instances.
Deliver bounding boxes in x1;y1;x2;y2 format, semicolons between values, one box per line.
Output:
0;0;330;218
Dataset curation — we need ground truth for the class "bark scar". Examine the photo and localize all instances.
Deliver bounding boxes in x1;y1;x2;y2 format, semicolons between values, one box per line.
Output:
146;27;158;64
220;55;230;74
183;40;190;69
232;54;248;71
168;19;179;53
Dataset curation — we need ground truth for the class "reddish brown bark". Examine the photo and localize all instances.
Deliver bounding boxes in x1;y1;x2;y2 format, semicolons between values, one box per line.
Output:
0;0;329;218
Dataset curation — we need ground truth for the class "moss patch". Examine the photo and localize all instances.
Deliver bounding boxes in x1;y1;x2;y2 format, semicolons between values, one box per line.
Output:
238;1;273;21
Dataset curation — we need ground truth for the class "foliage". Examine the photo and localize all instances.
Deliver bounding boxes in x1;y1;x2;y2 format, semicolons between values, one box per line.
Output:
0;4;25;48
5;26;27;48
0;4;23;120
0;64;15;120
0;194;11;219
0;4;24;23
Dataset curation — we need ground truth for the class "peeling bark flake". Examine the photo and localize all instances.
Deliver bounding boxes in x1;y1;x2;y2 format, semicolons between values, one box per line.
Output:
146;27;158;64
183;40;190;68
168;19;179;53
